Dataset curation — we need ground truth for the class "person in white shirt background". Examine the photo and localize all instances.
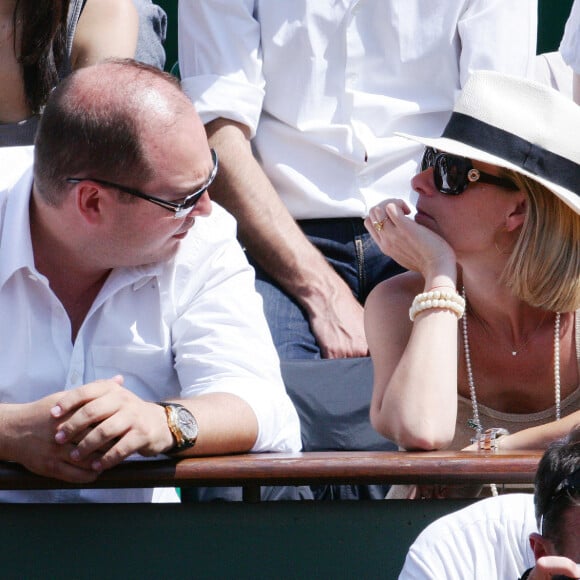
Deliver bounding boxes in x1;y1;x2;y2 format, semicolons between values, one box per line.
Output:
178;0;538;363
398;428;580;579
0;58;301;503
560;0;580;104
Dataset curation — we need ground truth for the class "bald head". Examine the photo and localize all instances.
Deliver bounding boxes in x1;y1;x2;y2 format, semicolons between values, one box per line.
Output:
34;59;205;206
67;59;192;127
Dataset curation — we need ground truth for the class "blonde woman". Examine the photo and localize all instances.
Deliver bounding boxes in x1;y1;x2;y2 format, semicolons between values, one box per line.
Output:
365;71;580;497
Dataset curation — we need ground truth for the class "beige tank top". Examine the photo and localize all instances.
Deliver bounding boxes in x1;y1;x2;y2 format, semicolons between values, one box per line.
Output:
453;311;580;449
387;312;580;499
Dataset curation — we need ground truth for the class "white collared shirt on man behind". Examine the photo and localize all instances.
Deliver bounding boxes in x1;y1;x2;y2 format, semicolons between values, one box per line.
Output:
179;0;537;220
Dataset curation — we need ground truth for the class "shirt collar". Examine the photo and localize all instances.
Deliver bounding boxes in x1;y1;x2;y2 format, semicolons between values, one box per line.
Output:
0;169;37;290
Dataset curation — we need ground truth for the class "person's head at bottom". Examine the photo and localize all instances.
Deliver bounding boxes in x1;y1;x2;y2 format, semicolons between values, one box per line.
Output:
523;427;580;580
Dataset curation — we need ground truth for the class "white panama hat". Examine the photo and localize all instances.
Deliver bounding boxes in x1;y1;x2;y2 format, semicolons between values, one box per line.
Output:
397;70;580;215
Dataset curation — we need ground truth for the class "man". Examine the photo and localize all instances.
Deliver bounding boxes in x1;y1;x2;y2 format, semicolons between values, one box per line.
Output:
0;58;301;502
178;1;538;360
398;429;580;579
523;429;580;579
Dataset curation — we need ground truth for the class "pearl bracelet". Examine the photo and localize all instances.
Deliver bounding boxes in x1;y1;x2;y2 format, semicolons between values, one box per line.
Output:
409;289;466;322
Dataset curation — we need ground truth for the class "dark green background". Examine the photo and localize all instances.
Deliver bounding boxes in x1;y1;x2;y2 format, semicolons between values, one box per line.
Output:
0;499;473;579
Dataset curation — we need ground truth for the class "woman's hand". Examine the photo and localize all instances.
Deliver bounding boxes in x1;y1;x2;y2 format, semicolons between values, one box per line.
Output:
365;199;456;279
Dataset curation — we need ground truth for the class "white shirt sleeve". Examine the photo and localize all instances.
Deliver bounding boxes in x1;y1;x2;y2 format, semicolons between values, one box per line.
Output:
398;495;537;580
561;0;580;73
178;0;264;135
457;0;538;86
169;204;302;453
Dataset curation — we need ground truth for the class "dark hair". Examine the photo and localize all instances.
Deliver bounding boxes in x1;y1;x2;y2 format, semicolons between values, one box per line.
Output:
534;427;580;551
33;59;183;206
14;0;68;114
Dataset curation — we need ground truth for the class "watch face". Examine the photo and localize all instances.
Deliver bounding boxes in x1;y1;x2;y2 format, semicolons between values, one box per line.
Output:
176;406;198;441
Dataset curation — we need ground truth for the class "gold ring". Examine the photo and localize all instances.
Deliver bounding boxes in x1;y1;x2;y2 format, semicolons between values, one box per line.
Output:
373;219;385;232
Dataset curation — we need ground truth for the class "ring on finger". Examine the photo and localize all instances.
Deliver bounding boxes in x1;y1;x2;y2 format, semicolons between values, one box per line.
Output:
372;219;386;233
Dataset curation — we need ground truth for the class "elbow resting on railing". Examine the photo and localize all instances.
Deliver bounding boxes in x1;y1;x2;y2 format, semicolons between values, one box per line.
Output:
370;408;455;452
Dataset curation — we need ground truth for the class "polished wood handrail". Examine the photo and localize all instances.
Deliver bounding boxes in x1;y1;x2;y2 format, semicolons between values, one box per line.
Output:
0;450;542;491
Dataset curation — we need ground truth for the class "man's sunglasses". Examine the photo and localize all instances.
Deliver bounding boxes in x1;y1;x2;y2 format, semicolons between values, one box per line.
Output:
421;147;518;195
66;148;218;219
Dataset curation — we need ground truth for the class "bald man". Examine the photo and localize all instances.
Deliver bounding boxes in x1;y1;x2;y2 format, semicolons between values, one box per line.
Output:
0;58;301;502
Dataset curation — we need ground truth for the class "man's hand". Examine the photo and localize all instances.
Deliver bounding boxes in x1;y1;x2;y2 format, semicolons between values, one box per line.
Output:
527;557;580;579
51;376;173;472
306;276;368;359
1;393;100;483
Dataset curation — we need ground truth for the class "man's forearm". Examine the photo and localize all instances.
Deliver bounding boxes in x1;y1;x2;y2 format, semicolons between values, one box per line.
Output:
170;393;259;456
205;118;348;310
206;119;369;358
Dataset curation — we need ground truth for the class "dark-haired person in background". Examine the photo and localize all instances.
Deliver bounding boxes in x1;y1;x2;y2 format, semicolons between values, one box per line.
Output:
0;0;166;147
521;428;579;580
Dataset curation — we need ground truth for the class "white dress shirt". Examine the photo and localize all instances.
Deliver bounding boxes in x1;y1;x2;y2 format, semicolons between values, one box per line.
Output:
399;494;537;579
561;0;580;73
0;146;34;189
179;0;537;219
0;168;301;502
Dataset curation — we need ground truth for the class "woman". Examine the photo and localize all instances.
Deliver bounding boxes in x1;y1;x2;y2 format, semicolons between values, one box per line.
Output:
365;71;580;496
0;0;138;146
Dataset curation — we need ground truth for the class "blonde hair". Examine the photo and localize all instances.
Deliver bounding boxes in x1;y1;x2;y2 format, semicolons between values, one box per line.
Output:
502;171;580;312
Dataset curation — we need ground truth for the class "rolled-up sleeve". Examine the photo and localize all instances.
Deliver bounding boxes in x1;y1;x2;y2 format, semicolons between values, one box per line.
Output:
178;0;265;135
168;204;301;452
560;0;580;73
458;0;537;86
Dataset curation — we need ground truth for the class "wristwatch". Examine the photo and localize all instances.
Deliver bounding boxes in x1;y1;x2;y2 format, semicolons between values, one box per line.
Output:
156;402;198;453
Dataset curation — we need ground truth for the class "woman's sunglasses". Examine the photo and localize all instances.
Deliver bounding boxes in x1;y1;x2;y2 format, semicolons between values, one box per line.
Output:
421;147;518;195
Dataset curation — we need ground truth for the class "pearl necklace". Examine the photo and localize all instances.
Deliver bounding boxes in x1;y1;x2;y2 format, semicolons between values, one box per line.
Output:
461;288;562;438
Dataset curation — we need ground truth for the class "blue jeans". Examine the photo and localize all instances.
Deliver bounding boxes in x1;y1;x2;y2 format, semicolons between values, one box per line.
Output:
249;217;406;360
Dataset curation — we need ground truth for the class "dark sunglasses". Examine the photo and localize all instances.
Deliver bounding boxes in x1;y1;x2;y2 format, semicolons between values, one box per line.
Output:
66;148;218;219
421;147;518;195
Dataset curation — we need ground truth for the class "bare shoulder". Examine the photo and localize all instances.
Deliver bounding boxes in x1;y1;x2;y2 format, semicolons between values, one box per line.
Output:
366;271;424;313
81;0;137;20
364;272;425;380
364;271;424;344
72;0;138;69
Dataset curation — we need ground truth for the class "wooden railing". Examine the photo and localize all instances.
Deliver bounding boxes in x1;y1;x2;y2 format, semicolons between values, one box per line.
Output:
0;449;542;501
0;450;543;579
